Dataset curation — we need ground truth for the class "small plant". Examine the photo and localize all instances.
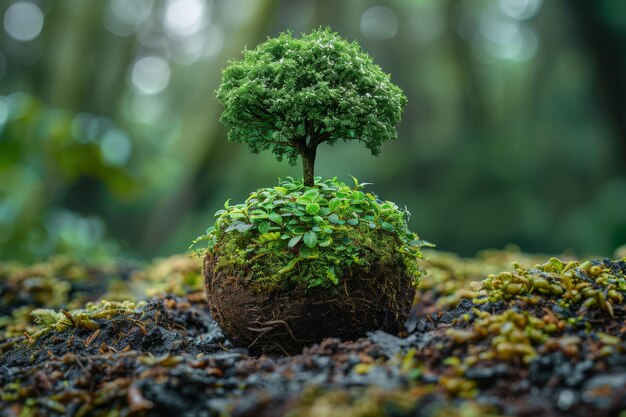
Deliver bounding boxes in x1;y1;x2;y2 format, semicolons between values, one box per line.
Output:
216;28;407;186
196;28;424;354
192;177;429;291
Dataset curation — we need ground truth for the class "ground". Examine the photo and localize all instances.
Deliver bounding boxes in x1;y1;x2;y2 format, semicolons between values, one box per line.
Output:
0;248;625;417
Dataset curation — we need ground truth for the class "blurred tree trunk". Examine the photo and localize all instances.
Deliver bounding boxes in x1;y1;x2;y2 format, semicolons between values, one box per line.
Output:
46;0;109;111
139;0;278;252
569;0;626;170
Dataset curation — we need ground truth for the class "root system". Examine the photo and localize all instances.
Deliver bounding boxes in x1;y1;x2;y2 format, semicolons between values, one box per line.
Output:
204;252;415;355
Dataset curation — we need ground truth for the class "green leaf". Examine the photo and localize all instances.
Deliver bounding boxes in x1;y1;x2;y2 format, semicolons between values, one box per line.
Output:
347;218;359;226
349;175;359;189
274;186;289;194
288;235;302;248
250;209;266;216
318;207;331;216
225;221;253;233
278;257;303;274
381;222;395;232
268;212;283;225
258;221;271;234
319;239;332;248
296;197;311;205
329;198;341;211
299;245;317;258
328;214;340;224
326;266;338;284
304;189;319;198
224;198;231;209
292;226;307;234
257;232;280;243
303;230;318;248
306;203;320;215
352;191;365;201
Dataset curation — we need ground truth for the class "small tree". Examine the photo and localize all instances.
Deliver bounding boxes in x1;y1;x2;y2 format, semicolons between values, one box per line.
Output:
216;28;407;186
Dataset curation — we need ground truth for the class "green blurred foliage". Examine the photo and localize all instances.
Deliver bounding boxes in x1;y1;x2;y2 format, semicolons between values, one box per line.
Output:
0;0;625;261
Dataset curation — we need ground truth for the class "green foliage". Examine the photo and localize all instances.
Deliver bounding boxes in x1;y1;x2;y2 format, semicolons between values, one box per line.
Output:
191;177;431;290
0;93;141;261
216;28;407;182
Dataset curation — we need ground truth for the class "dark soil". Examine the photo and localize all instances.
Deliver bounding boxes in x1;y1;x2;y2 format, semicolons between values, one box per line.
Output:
0;250;625;417
204;252;415;355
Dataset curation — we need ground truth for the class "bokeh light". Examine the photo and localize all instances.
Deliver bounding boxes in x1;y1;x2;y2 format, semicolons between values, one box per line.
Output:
164;0;208;38
360;6;398;40
100;129;132;166
3;2;44;42
104;0;153;36
131;56;171;95
498;0;542;20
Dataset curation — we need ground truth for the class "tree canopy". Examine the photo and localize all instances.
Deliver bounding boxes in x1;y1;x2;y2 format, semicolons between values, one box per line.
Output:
216;28;407;185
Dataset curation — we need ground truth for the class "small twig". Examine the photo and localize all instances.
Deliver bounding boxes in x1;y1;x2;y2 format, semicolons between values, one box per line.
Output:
84;329;101;347
61;310;76;327
23;331;35;344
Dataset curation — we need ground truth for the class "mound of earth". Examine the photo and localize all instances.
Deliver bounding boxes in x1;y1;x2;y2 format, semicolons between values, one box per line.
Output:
204;251;414;355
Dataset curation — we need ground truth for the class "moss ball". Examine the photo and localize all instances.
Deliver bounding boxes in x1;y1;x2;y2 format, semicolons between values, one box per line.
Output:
193;177;429;355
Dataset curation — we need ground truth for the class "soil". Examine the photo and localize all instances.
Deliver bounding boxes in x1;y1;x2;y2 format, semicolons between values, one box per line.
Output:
0;249;625;417
204;253;415;355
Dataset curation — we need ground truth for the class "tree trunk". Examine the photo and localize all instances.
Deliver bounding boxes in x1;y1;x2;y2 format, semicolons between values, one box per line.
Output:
302;147;317;187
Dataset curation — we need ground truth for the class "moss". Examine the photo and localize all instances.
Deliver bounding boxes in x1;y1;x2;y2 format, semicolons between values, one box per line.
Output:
194;177;430;292
420;257;626;389
130;255;203;297
215;221;410;294
18;300;147;345
287;387;420;417
0;255;207;343
413;247;559;315
475;257;626;315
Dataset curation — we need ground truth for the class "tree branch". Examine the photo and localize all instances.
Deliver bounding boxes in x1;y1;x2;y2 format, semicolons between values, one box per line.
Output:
309;131;332;147
248;129;293;147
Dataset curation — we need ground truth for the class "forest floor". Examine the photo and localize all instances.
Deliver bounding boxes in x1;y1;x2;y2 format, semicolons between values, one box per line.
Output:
1;248;625;417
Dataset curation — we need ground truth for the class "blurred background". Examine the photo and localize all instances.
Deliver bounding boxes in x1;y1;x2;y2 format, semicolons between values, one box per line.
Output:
0;0;625;262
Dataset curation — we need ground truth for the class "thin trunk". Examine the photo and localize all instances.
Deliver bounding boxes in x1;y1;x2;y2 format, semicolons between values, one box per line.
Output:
302;146;317;187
